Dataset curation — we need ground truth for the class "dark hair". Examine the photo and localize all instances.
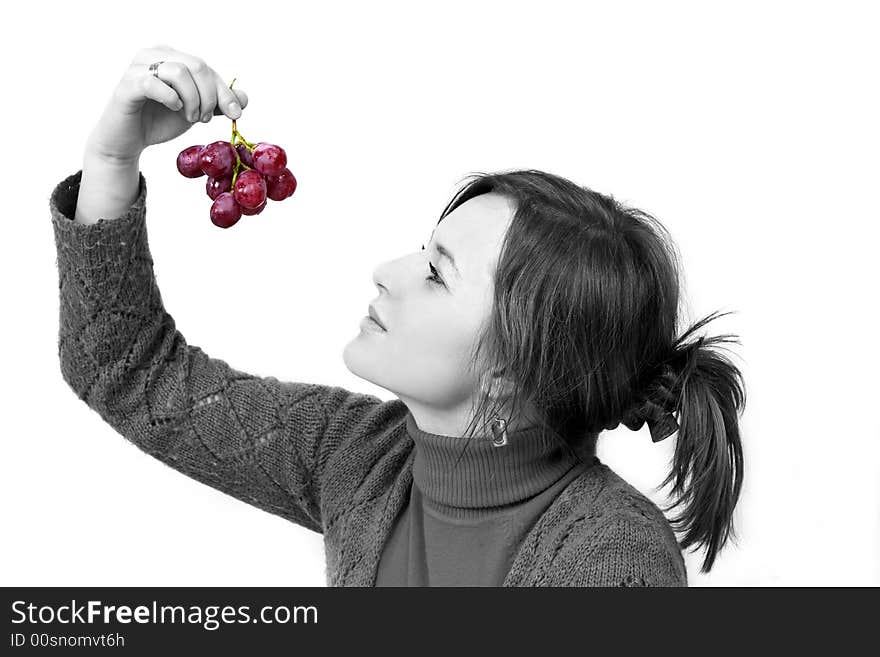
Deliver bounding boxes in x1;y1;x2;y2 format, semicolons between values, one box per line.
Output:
438;168;746;574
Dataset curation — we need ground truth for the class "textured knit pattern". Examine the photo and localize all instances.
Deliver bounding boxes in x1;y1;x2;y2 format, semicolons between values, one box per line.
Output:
50;168;688;587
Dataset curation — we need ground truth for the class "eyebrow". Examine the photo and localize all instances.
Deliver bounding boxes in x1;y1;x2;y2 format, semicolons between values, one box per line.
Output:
427;230;461;279
434;243;460;278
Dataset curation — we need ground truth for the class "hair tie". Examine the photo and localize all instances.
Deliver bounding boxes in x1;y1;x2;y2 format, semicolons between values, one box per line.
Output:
620;399;679;443
616;363;681;442
643;406;680;443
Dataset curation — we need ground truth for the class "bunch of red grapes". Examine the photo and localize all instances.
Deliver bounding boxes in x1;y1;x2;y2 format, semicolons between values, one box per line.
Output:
177;130;297;228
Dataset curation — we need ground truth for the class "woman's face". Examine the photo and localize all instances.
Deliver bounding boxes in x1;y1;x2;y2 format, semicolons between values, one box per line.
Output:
343;192;515;419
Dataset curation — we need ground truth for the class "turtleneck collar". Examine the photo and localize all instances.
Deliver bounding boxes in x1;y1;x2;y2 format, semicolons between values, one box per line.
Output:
405;411;589;512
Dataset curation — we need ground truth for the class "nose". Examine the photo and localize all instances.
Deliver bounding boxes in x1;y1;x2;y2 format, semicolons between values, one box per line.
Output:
372;249;425;296
372;253;407;293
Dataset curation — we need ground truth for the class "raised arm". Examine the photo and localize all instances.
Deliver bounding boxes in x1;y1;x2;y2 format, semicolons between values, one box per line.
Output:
52;45;411;535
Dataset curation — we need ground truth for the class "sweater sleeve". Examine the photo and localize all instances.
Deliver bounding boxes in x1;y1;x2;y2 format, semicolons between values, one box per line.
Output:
50;169;399;535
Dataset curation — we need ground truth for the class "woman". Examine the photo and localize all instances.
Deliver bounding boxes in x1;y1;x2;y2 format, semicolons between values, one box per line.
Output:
50;45;745;586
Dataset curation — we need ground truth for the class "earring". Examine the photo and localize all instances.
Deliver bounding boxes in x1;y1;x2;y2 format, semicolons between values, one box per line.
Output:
490;415;509;448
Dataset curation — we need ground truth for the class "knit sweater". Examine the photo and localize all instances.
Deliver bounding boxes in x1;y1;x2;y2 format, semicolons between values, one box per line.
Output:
376;412;596;585
49;168;688;587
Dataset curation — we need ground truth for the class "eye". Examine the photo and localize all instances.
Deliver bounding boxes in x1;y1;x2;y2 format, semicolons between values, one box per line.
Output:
421;244;444;287
426;261;444;286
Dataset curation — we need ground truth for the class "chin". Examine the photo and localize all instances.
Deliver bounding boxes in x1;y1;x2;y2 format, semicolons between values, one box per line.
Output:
343;339;404;395
342;338;375;380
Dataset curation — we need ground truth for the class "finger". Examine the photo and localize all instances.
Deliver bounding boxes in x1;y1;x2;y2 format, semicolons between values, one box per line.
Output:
130;48;247;120
188;60;218;122
214;86;248;119
140;75;186;112
153;61;201;122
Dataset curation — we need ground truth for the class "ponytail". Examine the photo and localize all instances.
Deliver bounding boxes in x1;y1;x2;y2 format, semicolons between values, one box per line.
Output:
660;310;746;573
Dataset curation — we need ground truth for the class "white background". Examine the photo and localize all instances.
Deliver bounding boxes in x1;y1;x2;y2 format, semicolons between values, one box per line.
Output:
3;0;878;586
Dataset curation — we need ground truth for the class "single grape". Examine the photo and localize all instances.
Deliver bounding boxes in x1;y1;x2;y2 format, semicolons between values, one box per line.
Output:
241;199;267;216
233;169;268;209
235;143;255;168
200;141;237;178
206;174;233;200
210;192;242;228
177;145;205;178
266;168;297;201
252;142;287;177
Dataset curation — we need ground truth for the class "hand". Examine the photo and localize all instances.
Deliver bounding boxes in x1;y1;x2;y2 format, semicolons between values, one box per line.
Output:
86;44;249;164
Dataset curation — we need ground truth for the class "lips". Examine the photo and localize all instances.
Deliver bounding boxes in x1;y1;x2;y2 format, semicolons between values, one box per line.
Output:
368;304;387;330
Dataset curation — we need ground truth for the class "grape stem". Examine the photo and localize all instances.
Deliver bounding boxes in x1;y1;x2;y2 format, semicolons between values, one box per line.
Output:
227;77;257;189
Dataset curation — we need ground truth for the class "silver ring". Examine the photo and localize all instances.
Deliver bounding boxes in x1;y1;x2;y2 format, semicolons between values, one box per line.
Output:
148;61;164;78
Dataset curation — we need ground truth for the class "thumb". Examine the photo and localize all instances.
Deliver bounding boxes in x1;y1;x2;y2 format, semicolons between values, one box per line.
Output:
232;88;249;109
213;88;249;118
